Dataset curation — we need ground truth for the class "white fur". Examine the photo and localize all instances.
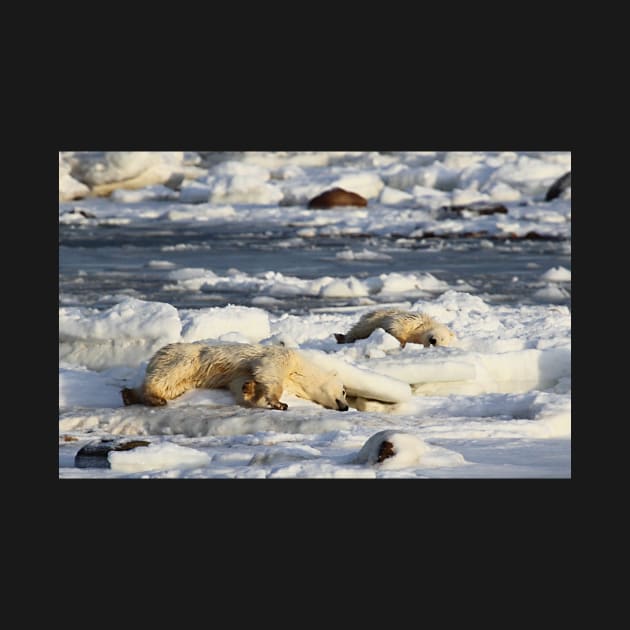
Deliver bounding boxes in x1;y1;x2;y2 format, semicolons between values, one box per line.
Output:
336;308;456;347
122;342;349;411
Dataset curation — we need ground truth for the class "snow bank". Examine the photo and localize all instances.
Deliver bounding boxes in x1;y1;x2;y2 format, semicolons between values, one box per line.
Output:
59;298;272;370
180;305;270;343
108;441;210;473
60;298;180;341
59;405;354;437
59;298;182;370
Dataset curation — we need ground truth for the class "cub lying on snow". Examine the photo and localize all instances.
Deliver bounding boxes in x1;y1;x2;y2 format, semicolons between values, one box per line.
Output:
121;341;349;411
335;308;456;348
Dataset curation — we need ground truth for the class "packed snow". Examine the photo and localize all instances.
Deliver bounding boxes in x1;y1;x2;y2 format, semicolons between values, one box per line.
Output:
59;150;571;478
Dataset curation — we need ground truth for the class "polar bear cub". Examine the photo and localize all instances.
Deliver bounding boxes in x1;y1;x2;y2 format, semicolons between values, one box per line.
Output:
121;341;349;411
335;308;456;348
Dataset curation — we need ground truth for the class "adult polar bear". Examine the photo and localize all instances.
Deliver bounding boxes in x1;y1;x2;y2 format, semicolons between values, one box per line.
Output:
122;342;351;411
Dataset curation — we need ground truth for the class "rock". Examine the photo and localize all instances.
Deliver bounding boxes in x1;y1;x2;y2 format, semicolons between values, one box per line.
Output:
74;439;150;469
544;171;571;201
441;201;508;217
351;430;428;467
61;208;96;219
307;187;368;209
376;440;396;463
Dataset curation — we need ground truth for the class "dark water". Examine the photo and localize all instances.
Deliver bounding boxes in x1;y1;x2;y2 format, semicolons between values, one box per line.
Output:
59;220;571;314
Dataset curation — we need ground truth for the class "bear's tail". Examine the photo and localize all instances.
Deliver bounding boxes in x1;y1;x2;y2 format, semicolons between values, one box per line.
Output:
334;333;347;344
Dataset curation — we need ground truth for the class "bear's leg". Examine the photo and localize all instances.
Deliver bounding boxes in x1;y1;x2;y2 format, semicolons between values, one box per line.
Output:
143;392;168;406
229;378;287;410
262;382;288;410
229;376;264;408
121;387;141;406
241;379;258;402
122;386;167;406
405;330;429;346
267;399;288;410
139;384;168;406
248;379;287;410
250;357;290;410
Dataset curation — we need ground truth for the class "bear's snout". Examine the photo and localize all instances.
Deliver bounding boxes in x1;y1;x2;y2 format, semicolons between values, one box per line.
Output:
336;399;349;411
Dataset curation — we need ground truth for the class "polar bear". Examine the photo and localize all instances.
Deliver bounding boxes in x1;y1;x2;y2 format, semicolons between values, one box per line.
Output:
121;342;349;411
334;308;456;348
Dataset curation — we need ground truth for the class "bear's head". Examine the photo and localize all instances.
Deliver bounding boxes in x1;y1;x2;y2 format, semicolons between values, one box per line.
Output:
414;324;456;348
296;370;349;411
316;373;349;411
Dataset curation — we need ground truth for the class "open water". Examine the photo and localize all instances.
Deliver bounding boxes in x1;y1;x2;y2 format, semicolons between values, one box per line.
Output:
59;219;571;314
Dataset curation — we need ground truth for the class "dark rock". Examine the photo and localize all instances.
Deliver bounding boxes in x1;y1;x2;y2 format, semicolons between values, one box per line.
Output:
74;439;150;469
307;187;368;209
544;171;571;201
63;208;96;219
522;231;547;240
376;440;396;463
406;230;565;242
441;202;508;216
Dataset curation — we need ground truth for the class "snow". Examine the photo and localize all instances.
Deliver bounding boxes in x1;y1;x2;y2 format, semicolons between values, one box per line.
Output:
108;442;211;473
179;305;271;343
59;150;571;479
59;150;570;240
59;292;570;478
540;266;571;282
160;268;451;302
